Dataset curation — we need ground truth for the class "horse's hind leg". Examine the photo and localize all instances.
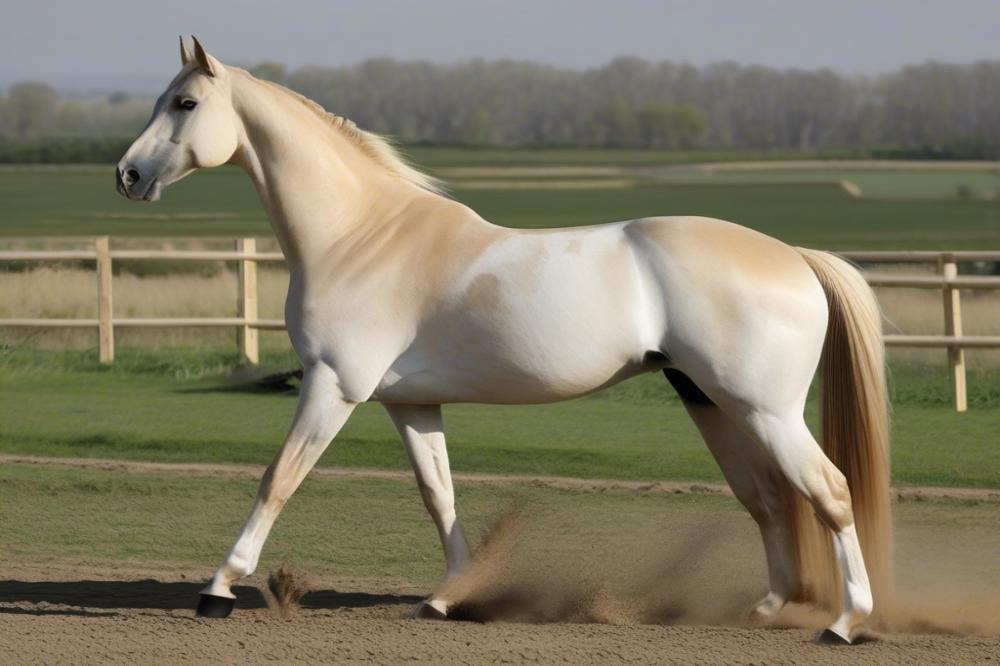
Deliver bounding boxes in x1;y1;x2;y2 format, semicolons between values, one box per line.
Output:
667;371;799;623
736;409;873;642
197;363;356;617
385;403;470;619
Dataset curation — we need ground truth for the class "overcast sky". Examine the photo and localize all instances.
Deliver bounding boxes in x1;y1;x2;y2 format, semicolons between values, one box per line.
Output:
4;0;1000;93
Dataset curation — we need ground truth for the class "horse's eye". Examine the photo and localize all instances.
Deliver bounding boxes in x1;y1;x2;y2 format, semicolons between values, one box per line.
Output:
178;99;198;111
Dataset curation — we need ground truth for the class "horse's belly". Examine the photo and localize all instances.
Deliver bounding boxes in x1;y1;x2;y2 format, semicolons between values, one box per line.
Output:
375;304;650;405
375;349;646;404
377;348;641;404
374;222;663;404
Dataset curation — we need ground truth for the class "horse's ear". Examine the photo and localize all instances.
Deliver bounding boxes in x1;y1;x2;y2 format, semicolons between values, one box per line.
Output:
190;35;217;77
179;36;193;66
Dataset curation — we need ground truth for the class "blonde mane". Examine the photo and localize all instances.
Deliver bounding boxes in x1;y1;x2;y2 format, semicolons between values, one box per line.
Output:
253;74;444;195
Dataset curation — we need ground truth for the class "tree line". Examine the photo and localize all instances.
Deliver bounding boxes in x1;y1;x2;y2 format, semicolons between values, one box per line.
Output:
3;57;1000;158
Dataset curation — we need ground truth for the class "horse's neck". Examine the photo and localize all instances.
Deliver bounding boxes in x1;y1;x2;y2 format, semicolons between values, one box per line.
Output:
229;77;402;268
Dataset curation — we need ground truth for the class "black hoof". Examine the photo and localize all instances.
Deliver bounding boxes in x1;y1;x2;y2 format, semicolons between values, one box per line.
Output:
413;601;448;621
196;593;236;618
816;628;851;645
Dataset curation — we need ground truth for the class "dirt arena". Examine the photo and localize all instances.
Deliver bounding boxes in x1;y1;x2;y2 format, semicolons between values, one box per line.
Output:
2;458;999;664
1;560;998;665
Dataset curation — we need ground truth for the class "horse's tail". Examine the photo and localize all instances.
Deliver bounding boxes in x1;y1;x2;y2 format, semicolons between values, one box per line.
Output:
792;248;893;613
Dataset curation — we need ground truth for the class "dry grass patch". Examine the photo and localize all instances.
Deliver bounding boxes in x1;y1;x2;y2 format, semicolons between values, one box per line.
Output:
0;267;291;351
877;286;1000;366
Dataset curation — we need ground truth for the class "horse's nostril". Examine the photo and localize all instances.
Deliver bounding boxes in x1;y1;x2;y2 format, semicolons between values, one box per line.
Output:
125;169;141;186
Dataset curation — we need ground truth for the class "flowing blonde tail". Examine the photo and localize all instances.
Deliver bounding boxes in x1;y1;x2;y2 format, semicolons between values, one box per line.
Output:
792;248;893;613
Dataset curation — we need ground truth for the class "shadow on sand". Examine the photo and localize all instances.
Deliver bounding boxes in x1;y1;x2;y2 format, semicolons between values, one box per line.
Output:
0;579;422;616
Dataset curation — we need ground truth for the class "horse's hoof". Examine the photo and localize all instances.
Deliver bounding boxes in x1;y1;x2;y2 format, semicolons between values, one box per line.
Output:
746;607;776;628
196;593;236;618
816;628;852;645
746;594;784;627
413;600;448;621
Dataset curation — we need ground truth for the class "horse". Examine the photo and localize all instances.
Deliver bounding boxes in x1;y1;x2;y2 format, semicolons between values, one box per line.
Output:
117;37;892;644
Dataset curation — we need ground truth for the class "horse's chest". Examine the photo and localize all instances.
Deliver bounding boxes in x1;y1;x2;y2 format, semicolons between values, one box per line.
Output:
284;284;413;398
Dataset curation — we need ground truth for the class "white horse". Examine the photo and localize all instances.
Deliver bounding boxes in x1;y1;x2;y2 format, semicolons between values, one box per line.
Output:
118;38;892;643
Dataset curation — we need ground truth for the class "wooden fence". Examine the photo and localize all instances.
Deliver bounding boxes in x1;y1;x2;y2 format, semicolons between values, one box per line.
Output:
0;238;285;366
2;238;999;411
844;250;1000;412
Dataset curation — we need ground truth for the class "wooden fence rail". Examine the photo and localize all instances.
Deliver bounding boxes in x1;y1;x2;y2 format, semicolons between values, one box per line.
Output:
847;250;1000;412
0;237;287;365
2;238;999;411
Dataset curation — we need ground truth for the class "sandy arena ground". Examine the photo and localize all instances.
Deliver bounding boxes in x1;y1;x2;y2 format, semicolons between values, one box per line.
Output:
2;457;999;664
1;560;998;665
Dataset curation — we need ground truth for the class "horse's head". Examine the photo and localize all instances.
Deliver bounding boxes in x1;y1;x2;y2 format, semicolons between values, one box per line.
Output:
117;37;240;202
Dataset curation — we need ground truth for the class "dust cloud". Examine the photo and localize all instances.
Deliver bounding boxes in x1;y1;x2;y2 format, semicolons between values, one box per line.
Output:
430;503;1000;638
435;505;756;626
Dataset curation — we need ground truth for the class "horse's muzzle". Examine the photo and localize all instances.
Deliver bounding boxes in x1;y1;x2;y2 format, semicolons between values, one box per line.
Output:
115;166;160;202
115;166;128;198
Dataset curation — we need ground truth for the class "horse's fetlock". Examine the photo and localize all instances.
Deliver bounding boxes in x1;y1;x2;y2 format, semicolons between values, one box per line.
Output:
224;554;256;581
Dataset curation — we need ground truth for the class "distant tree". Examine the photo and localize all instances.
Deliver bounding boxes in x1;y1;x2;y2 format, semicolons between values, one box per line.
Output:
55;101;88;135
6;81;57;139
250;62;287;84
0;96;8;139
458;107;494;145
636;103;707;148
604;97;639;147
11;57;1000;156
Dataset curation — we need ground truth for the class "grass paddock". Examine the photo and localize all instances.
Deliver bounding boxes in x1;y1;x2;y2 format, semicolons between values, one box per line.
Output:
1;349;998;488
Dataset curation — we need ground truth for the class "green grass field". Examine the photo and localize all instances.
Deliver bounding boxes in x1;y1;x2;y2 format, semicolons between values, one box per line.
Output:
648;169;1000;200
3;164;1000;248
2;349;998;488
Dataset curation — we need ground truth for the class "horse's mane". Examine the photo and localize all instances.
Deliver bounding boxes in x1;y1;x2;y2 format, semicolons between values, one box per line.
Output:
251;74;444;195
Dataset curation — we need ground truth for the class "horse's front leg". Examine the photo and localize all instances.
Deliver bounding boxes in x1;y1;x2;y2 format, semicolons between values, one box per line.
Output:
197;362;356;617
384;403;470;619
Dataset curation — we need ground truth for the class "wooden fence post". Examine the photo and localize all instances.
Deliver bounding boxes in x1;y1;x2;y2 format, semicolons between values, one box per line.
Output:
941;256;967;412
95;236;114;364
236;238;259;365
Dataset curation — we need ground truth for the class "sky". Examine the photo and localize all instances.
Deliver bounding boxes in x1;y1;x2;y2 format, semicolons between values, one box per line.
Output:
4;0;1000;93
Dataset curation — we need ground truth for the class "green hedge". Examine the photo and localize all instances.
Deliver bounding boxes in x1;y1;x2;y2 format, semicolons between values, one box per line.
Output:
0;137;133;164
